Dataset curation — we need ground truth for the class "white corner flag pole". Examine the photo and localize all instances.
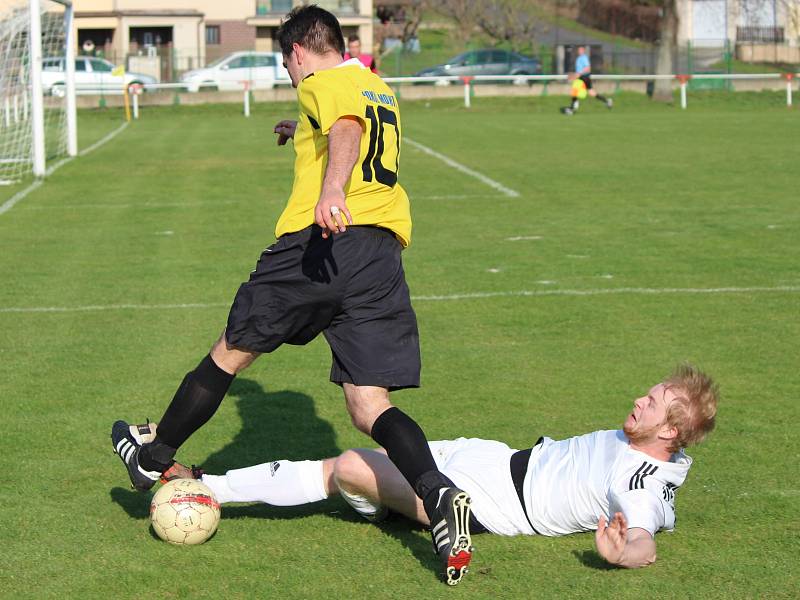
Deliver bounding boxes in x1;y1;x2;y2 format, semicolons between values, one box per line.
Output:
29;0;46;177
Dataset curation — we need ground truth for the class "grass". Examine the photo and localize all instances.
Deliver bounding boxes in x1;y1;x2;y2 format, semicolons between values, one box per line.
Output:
1;92;799;598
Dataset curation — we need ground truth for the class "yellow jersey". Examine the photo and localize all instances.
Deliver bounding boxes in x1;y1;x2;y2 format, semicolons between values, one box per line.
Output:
275;60;412;247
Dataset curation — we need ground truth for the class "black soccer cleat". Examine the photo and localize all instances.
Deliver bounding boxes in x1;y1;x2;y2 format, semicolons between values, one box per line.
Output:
111;420;161;491
429;488;474;586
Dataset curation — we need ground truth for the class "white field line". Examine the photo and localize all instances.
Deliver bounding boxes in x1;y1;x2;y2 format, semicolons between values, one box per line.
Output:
0;122;129;216
411;286;800;300
413;193;509;201
2;286;799;314
22;195;507;211
22;199;240;211
404;137;520;198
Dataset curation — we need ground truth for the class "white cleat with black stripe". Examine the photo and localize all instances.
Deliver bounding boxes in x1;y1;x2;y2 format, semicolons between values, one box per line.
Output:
430;488;474;586
111;420;161;491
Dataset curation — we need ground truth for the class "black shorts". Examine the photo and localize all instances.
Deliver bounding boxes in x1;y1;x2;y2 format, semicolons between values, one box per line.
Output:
226;225;420;390
579;74;593;90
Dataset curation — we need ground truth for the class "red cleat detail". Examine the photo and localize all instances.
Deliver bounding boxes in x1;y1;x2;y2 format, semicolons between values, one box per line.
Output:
449;550;472;572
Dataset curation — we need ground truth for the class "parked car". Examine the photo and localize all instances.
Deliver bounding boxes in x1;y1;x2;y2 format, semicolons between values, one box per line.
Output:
180;52;290;92
414;49;542;82
42;56;157;96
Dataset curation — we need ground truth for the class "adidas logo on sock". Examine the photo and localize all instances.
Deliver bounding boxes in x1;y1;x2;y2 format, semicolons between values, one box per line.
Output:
269;461;281;477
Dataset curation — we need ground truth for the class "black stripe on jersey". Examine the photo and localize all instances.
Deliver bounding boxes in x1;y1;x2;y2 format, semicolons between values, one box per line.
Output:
662;482;679;502
629;461;659;490
307;114;321;130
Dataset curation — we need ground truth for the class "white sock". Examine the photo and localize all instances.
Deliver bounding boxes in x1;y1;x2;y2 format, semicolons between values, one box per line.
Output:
201;460;328;506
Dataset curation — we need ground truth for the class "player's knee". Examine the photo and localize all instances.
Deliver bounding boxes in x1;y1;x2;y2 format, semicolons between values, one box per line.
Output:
344;386;391;434
348;410;373;435
333;450;365;488
210;333;258;375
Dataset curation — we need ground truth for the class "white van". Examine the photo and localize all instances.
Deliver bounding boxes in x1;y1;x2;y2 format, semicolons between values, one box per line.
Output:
180;52;290;92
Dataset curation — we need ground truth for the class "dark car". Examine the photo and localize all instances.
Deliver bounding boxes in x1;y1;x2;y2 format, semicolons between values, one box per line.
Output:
414;49;542;80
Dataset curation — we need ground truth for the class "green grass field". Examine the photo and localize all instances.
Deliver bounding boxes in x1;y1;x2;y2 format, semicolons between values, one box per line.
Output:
1;92;799;598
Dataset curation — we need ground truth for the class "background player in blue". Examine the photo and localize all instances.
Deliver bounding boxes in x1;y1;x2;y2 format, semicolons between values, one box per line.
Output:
575;45;613;109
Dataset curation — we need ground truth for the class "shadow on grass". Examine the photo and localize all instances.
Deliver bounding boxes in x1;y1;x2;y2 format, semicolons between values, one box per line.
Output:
110;486;152;519
107;377;438;574
375;514;442;576
110;378;341;520
572;549;617;570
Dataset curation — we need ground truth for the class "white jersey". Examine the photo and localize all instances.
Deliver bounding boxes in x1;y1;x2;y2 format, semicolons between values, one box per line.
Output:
522;429;691;537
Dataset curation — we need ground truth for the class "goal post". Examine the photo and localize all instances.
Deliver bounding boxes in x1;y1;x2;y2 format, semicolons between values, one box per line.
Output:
0;0;76;183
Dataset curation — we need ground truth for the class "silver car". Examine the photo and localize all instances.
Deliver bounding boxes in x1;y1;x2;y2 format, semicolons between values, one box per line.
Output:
41;56;157;96
415;49;542;80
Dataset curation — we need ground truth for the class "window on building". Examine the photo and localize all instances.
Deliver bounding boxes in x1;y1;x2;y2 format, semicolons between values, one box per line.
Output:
206;25;220;45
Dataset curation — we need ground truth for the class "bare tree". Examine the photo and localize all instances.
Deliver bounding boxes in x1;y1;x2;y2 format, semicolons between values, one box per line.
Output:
401;0;425;43
428;0;484;45
777;0;800;46
477;0;542;51
653;0;678;101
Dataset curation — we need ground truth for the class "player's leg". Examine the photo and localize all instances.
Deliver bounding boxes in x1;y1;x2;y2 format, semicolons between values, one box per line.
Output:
112;332;257;490
585;75;612;106
141;333;258;468
201;457;336;506
593;89;612;105
325;227;473;583
112;228;338;491
342;383;454;517
334;448;427;524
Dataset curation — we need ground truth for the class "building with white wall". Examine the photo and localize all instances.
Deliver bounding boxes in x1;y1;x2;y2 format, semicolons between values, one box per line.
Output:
71;0;375;80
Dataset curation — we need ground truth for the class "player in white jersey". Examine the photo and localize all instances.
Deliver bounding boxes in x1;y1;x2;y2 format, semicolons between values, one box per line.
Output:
141;364;717;570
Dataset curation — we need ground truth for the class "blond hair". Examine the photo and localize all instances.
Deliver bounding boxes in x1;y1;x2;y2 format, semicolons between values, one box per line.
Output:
664;364;718;452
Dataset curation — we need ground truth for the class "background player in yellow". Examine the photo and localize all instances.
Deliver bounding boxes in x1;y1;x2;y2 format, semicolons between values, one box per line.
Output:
111;5;474;586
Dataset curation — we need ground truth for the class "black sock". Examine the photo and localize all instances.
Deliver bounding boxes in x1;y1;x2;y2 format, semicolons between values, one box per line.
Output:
370;407;454;519
596;94;608;102
570;98;578;109
139;354;235;472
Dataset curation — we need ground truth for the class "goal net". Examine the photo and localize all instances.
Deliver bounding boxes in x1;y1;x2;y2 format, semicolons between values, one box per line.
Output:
0;0;75;184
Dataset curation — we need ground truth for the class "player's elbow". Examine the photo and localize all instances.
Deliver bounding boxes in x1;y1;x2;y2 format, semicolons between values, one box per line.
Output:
633;551;657;568
622;547;657;569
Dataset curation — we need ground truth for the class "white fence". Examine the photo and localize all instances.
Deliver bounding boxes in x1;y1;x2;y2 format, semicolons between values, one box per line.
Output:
40;72;800;121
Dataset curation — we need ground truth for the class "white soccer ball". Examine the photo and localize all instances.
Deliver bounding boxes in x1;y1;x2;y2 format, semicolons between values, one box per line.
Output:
150;478;221;545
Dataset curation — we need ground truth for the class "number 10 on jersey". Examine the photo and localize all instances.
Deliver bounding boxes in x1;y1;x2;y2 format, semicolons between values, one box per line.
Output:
361;105;399;188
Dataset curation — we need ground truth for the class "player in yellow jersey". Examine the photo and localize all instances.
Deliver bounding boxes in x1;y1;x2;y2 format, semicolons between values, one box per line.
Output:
110;5;473;586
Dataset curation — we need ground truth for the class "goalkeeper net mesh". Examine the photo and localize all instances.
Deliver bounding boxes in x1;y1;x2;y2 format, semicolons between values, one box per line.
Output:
0;0;68;184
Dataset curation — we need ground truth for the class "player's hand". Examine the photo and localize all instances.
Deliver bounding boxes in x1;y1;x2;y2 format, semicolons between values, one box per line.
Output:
315;190;353;239
274;120;297;146
595;512;628;565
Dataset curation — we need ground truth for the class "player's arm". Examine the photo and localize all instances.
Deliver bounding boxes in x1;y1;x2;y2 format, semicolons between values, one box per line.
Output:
595;512;657;568
315;116;362;237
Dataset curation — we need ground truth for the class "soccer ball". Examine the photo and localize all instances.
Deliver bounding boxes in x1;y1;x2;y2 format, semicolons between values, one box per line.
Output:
150;478;221;545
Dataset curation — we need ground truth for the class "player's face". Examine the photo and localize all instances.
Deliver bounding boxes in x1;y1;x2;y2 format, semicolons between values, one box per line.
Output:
348;40;361;57
283;50;301;88
623;383;676;442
